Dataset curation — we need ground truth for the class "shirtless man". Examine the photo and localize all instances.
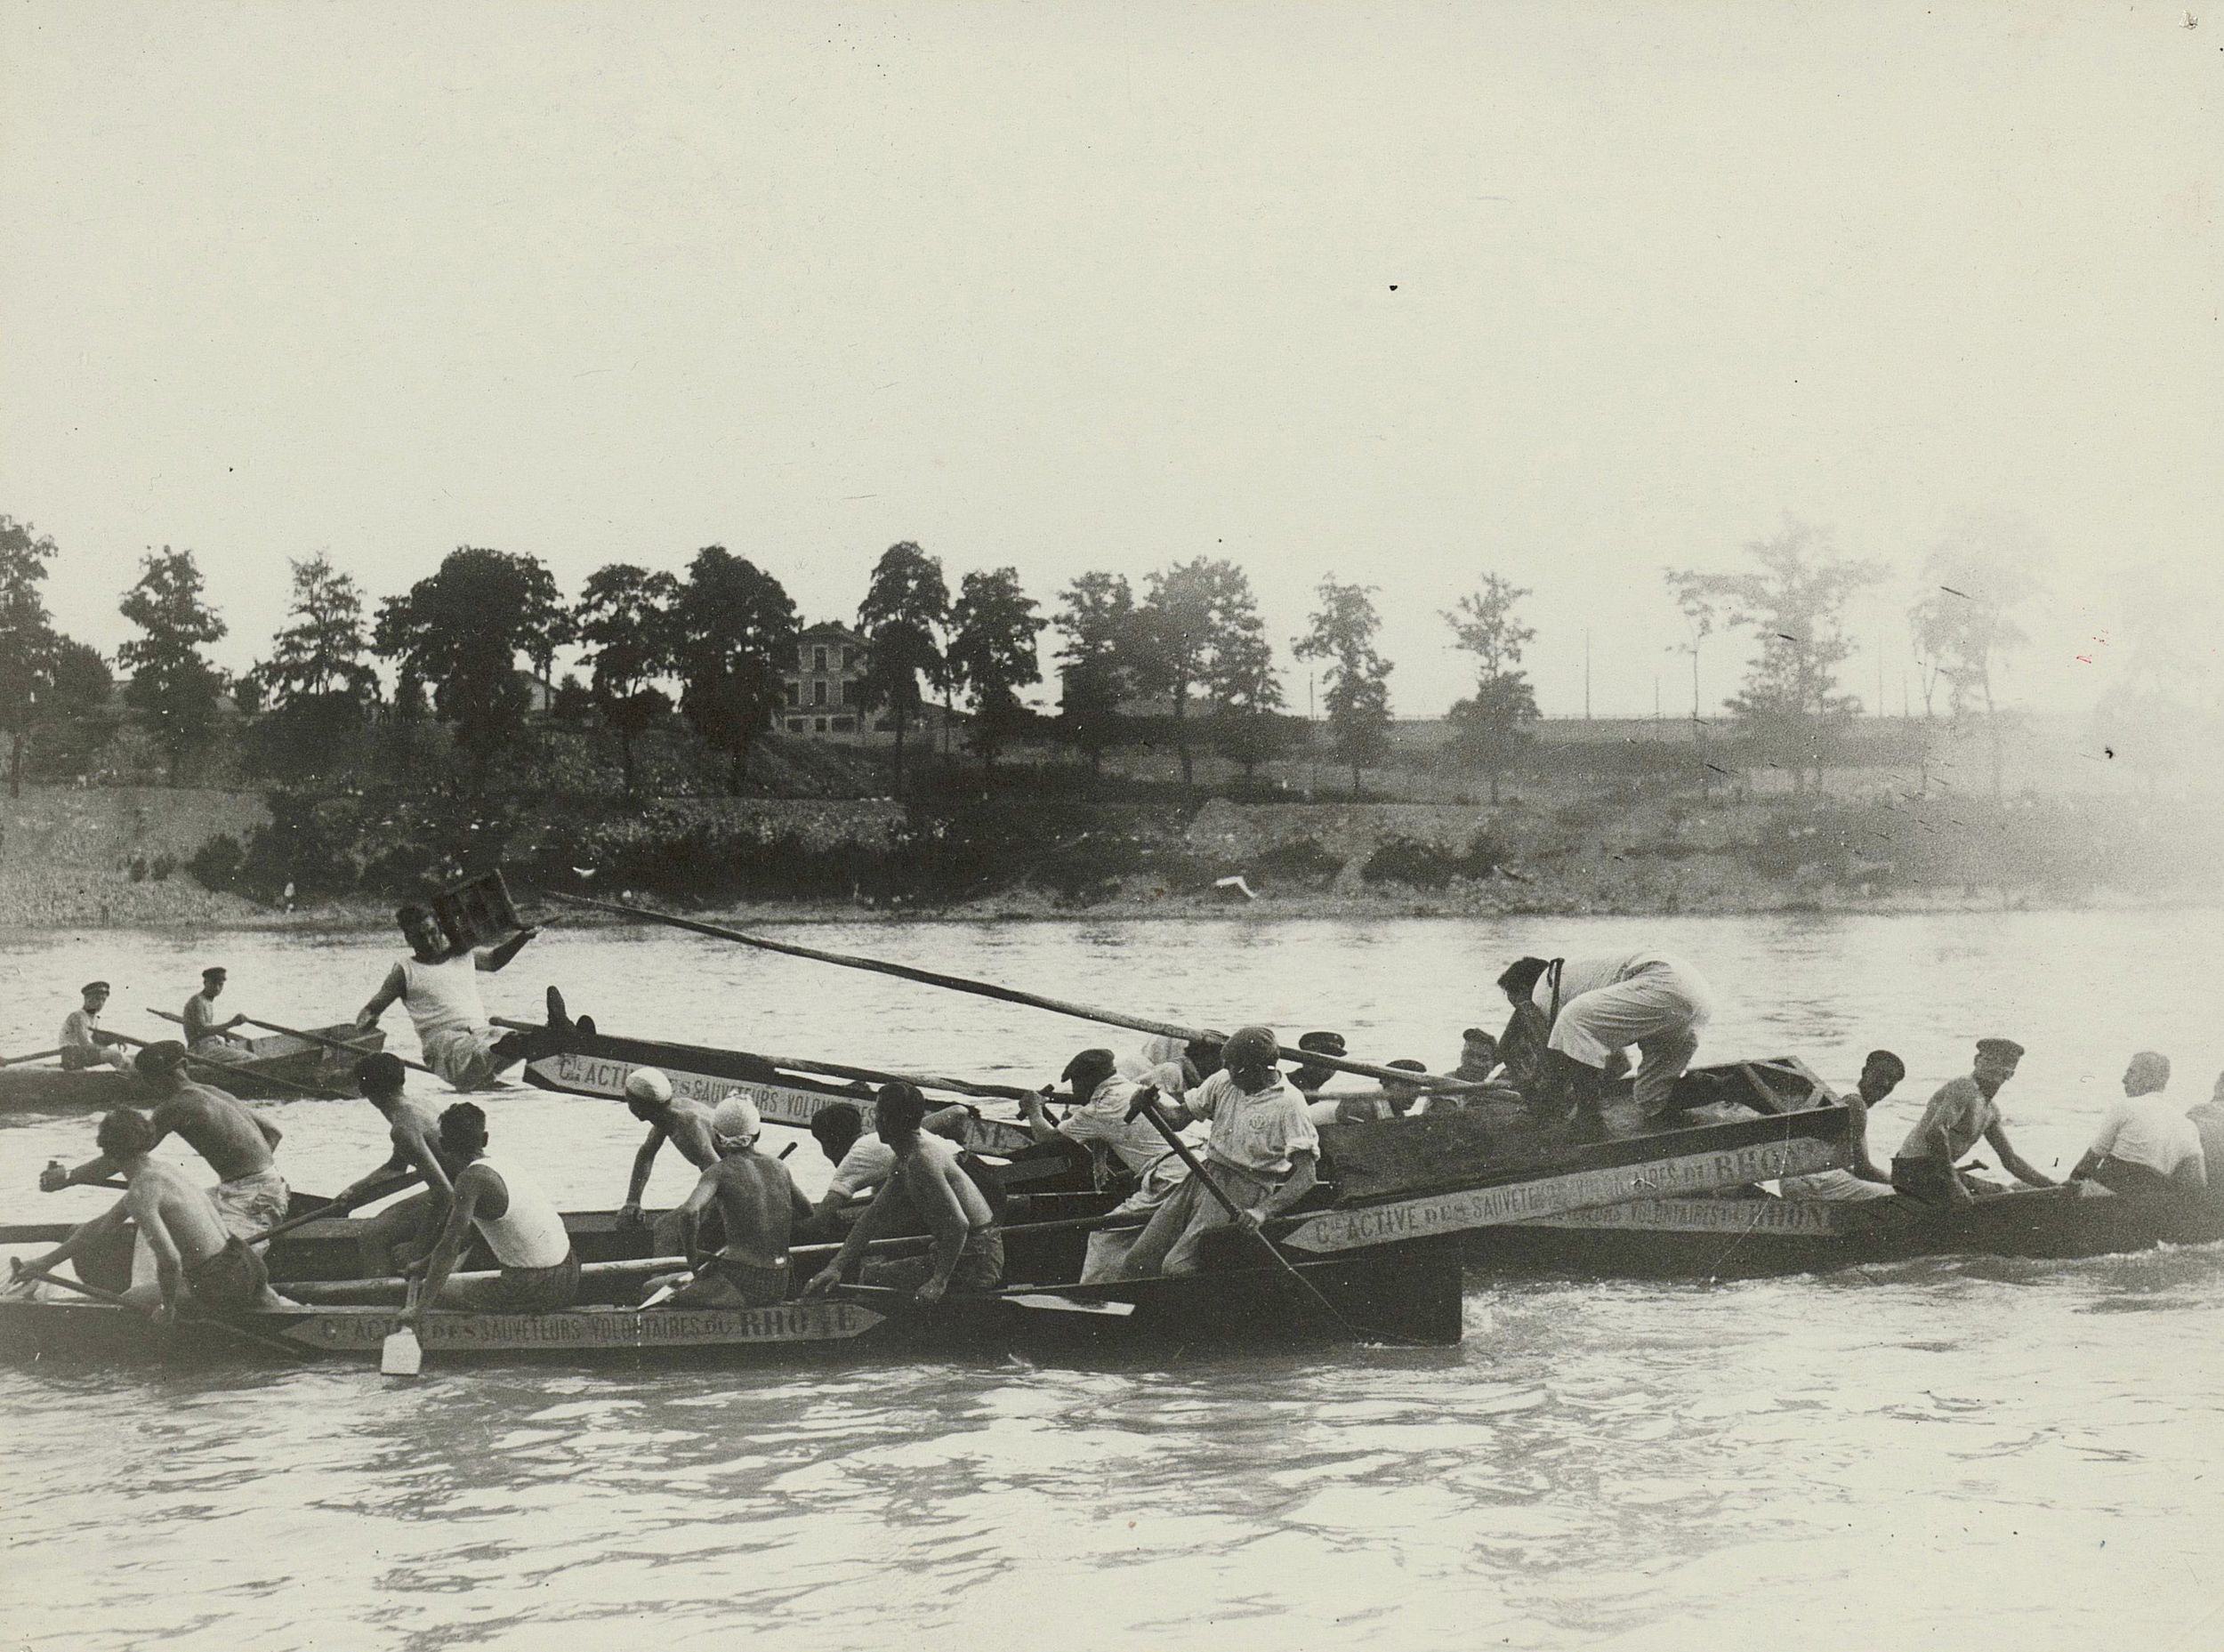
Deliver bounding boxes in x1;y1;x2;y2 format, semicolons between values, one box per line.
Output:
59;980;133;1072
182;966;251;1055
649;1097;813;1309
1890;1037;2056;1206
802;1082;1003;1305
798;1094;977;1241
326;1052;460;1277
355;903;536;1091
616;1068;721;1253
8;1109;292;1317
401;1102;579;1319
41;1043;290;1244
1779;1051;1906;1201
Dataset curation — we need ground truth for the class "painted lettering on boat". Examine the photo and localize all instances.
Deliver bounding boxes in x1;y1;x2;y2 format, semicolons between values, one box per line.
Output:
1516;1197;1846;1236
288;1302;881;1352
537;1055;852;1126
1285;1138;1841;1252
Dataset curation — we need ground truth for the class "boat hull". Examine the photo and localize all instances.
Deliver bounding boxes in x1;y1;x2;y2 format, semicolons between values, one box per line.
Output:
0;1024;383;1113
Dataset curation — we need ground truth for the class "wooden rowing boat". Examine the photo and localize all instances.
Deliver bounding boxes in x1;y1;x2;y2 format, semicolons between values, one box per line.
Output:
0;1023;385;1114
1470;1181;2224;1279
0;1237;1467;1365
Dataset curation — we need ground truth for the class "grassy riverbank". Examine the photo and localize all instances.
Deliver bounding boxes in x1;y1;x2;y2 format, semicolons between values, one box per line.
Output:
3;782;2214;931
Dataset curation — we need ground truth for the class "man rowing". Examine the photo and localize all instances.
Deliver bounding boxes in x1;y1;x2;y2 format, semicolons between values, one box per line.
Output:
399;1101;579;1321
616;1068;720;1250
799;1094;979;1240
1117;1025;1320;1280
802;1082;1003;1304
182;965;251;1057
1019;1047;1194;1283
59;980;133;1072
2065;1052;2207;1197
8;1109;294;1317
1890;1037;2055;1206
1779;1051;1906;1201
649;1097;813;1309
1286;1031;1349;1100
41;1042;290;1245
1495;949;1717;1130
355;902;536;1091
326;1052;460;1277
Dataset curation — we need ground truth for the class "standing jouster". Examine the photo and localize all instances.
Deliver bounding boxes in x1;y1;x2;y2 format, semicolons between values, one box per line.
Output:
355;902;536;1091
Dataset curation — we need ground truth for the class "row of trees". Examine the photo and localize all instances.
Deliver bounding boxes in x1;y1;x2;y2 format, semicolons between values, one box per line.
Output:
0;509;2123;802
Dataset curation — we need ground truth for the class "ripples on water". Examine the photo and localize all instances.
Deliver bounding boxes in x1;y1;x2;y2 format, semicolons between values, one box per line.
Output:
1;912;2220;1650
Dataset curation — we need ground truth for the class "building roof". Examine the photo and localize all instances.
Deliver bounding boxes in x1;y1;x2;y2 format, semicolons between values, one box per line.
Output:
797;621;866;644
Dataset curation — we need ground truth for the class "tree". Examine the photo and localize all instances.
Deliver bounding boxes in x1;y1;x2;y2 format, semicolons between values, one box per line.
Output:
947;567;1045;775
0;516;62;796
1052;571;1136;780
1293;576;1394;798
1132;558;1269;793
857;541;949;788
117;547;229;785
576;563;680;795
1664;519;1884;792
373;546;562;788
1908;525;2043;799
1442;573;1540;803
673;545;799;793
238;555;381;785
1211;619;1287;786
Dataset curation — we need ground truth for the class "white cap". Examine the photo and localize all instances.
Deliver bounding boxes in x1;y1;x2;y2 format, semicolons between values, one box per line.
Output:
624;1068;673;1105
713;1095;761;1144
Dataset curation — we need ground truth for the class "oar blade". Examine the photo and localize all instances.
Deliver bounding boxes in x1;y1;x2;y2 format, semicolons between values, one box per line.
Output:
380;1323;423;1376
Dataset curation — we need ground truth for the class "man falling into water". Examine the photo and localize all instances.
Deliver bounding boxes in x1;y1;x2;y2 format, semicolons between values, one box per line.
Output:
355;902;536;1091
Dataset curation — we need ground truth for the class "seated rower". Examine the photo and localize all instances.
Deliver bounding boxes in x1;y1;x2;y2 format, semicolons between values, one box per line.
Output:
327;1052;460;1277
1306;1057;1432;1124
7;1109;293;1316
1019;1047;1194;1283
42;1042;290;1247
1117;1025;1320;1280
182;966;251;1058
1287;1031;1348;1099
2188;1072;2224;1199
401;1102;579;1319
798;1095;976;1242
1890;1038;2055;1206
354;902;536;1092
1454;1027;1498;1084
59;980;133;1072
616;1068;720;1252
1780;1051;1906;1201
802;1083;1003;1305
647;1098;813;1309
2066;1052;2207;1197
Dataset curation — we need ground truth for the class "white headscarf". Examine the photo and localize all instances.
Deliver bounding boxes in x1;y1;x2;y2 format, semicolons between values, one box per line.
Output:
1116;1035;1189;1084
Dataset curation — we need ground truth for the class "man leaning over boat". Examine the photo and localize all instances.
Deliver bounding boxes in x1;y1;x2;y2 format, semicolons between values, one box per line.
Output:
1890;1038;2055;1205
1019;1045;1196;1283
802;1082;1003;1304
1495;949;1717;1132
400;1102;580;1322
355;902;536;1092
8;1108;295;1318
646;1096;813;1309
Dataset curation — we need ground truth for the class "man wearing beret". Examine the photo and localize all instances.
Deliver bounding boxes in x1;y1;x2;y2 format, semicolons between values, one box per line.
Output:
1116;1025;1320;1279
1891;1037;2056;1206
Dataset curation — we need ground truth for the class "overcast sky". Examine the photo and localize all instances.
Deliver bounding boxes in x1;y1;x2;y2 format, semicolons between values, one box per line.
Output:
3;3;2217;723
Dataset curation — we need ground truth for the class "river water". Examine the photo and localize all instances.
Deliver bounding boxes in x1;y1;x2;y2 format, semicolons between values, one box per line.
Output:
1;911;2219;1651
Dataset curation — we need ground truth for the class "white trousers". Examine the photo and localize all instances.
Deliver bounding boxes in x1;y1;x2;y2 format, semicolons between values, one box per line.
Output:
1548;959;1712;1115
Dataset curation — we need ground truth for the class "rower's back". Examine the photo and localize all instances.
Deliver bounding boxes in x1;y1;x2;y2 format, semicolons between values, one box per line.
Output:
703;1150;806;1269
157;1082;278;1182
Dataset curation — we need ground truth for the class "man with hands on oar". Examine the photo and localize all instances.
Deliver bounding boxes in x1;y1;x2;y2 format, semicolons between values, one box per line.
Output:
1116;1025;1320;1279
1019;1046;1195;1283
327;1052;459;1277
642;1097;814;1309
802;1082;1003;1306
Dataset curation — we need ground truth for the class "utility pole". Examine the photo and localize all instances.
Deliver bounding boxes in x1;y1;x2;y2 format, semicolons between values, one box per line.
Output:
1307;672;1318;799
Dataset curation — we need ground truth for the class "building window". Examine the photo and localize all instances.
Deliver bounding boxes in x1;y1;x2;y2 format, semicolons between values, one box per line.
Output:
813;646;827;673
838;681;852;708
812;680;827;707
786;718;806;733
832;716;856;733
785;681;800;707
838;645;850;672
815;718;829;734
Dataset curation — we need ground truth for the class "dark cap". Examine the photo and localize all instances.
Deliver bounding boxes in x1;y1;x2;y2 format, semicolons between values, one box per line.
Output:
1297;1031;1347;1057
1975;1037;2026;1061
1221;1026;1279;1069
82;980;110;995
1061;1048;1118;1087
132;1041;189;1079
201;966;227;981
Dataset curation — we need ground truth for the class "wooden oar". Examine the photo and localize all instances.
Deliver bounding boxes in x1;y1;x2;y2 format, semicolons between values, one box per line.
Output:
383;1279;423;1376
243;1173;422;1248
489;1017;1042;1104
232;1014;434;1078
128;1019;351;1102
541;890;1493;1095
5;1259;302;1357
1132;1092;1369;1343
1;1046;63;1067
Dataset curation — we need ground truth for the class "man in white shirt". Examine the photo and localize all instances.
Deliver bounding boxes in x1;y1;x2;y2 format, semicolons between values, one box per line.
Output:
354;902;536;1090
59;980;133;1072
800;1095;976;1241
1020;1048;1194;1282
2067;1052;2207;1197
1495;949;1716;1127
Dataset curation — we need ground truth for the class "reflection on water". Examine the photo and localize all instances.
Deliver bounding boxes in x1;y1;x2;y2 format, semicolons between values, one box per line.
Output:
2;911;2220;1650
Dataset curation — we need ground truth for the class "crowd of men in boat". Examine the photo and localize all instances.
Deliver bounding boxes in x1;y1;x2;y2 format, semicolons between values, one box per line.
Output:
12;915;2224;1329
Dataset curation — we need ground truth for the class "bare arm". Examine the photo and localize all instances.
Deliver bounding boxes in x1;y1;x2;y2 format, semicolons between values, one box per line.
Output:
673;1164;721;1262
407;1165;489;1317
923;1104;974;1140
252;1111;283;1149
44;1105;177;1192
476;928;538;972
137;1197;187;1320
622;1122;669;1214
802;1179;905;1293
909;1157;975;1299
357;962;407;1027
1018;1090;1063;1146
10;1197;132;1280
1848;1097;1890;1184
1985;1121;2055;1189
1257;1149;1319;1221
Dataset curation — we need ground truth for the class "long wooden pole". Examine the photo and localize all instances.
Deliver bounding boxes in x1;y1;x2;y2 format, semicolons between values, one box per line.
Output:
542;890;1492;1094
0;1046;64;1067
1132;1094;1369;1343
132;1017;351;1101
233;1014;435;1079
242;1173;423;1247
